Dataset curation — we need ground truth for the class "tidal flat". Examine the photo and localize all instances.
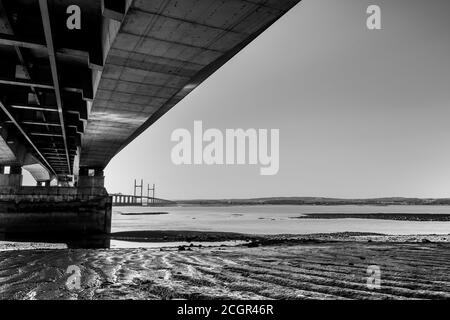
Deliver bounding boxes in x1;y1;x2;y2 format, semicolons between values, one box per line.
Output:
1;234;449;300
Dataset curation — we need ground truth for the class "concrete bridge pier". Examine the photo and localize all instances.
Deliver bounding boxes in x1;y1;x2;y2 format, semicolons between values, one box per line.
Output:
77;167;105;189
0;165;112;246
0;165;23;188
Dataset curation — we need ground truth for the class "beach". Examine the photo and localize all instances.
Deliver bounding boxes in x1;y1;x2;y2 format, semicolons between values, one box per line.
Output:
1;233;450;300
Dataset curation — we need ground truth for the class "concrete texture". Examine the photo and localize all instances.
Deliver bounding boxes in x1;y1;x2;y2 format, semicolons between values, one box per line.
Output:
0;135;16;164
81;0;301;168
0;0;300;175
0;174;22;187
0;186;112;235
77;175;105;188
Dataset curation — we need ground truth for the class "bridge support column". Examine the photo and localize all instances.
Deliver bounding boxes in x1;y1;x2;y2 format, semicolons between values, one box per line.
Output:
78;167;105;188
0;166;112;243
0;165;23;187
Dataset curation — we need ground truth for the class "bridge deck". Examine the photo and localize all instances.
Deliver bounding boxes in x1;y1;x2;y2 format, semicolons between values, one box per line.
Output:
0;0;301;180
82;0;301;169
110;193;175;206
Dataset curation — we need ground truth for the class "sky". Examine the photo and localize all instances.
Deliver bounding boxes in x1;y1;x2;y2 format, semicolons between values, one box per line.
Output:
23;0;450;199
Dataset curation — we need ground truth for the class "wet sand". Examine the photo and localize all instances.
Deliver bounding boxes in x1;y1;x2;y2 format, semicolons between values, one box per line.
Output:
117;212;169;216
111;230;256;243
1;232;450;300
291;213;450;221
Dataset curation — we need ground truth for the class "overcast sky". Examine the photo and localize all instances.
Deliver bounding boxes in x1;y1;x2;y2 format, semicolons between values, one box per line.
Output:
24;0;450;199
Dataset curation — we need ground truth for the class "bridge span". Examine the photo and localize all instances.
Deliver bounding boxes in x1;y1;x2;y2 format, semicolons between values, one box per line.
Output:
0;0;301;237
111;194;175;206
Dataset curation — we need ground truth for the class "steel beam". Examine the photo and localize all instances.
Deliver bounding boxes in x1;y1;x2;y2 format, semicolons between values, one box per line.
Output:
39;0;71;175
0;33;47;50
0;75;90;97
0;77;54;90
0;1;44;107
0;0;65;172
0;33;91;63
10;104;58;112
22;121;61;127
10;104;87;120
0;99;57;176
31;132;63;137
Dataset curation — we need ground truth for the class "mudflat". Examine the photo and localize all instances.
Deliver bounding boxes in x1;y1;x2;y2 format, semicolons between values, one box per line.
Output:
0;234;449;300
291;213;450;221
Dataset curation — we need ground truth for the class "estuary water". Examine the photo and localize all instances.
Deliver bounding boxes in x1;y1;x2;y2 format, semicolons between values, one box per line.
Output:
112;205;450;236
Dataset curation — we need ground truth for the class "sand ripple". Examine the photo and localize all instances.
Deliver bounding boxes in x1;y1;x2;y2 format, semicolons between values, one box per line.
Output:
0;242;450;299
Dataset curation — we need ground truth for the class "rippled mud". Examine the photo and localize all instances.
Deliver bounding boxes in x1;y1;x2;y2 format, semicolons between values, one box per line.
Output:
1;241;450;300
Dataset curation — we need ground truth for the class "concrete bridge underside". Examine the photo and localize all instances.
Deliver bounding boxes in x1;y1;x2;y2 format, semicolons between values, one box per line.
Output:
0;0;301;238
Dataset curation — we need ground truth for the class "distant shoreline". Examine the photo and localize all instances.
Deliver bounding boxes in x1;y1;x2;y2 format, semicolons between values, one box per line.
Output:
172;197;450;206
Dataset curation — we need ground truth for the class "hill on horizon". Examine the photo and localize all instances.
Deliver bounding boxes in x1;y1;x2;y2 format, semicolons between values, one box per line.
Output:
174;196;450;206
